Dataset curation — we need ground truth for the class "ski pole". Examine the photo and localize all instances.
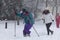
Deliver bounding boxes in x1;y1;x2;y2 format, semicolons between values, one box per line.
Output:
33;26;40;37
14;20;16;37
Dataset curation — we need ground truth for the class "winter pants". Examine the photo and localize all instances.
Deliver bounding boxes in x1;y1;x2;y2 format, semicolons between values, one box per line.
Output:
46;23;52;35
23;23;33;35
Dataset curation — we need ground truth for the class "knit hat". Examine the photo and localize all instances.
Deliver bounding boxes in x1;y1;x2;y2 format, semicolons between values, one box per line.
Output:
22;8;26;12
45;7;50;10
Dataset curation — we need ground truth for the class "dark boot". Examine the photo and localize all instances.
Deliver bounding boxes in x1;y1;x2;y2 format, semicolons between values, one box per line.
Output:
47;32;49;35
23;33;30;37
51;31;53;35
23;31;31;37
26;34;30;37
26;31;31;37
23;31;26;37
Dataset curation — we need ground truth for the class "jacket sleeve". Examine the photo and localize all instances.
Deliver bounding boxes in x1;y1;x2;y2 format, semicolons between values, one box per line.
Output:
42;14;45;23
50;13;54;21
16;12;23;17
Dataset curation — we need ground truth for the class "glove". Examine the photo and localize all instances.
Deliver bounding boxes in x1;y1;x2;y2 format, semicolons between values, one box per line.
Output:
43;20;45;23
52;20;54;22
42;19;45;23
20;11;23;14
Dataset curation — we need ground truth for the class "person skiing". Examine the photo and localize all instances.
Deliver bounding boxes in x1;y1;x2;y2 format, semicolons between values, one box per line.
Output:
55;13;60;28
14;8;34;37
42;8;54;35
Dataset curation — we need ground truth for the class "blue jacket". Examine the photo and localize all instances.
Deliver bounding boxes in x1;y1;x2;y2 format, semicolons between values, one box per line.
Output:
16;12;34;24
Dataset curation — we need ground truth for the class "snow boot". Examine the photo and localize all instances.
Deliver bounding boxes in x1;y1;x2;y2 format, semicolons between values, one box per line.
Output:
51;31;53;35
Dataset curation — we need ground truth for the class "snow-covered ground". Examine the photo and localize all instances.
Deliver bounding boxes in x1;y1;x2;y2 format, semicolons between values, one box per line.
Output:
0;20;60;40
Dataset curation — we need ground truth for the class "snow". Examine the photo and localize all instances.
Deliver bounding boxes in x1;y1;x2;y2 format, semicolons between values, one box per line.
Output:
0;20;60;40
